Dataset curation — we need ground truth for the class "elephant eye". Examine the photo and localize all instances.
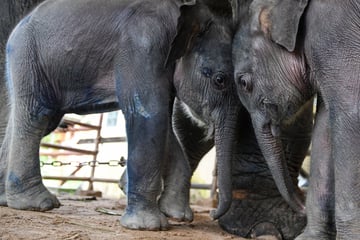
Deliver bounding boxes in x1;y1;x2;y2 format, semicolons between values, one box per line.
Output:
212;72;228;90
236;73;252;92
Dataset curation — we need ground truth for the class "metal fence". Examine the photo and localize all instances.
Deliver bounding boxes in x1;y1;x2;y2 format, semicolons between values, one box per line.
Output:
40;113;218;200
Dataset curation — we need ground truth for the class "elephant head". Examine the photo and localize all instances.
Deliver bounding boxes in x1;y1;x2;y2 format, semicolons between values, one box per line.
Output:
231;0;314;215
167;1;240;219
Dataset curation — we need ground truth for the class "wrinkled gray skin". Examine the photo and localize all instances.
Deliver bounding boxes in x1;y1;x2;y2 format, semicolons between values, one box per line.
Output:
0;0;43;149
230;0;312;217
170;96;311;240
219;102;311;240
119;0;238;223
0;0;239;231
168;57;312;240
162;2;312;237
0;0;44;222
163;62;310;240
165;9;238;219
120;80;310;239
232;0;360;239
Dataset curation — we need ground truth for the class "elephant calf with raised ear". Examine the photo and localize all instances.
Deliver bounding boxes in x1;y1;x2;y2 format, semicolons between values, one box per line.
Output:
232;0;360;239
0;0;239;231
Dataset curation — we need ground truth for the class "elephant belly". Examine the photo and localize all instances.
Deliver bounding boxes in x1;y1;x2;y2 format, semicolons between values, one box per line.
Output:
62;91;121;115
56;70;121;115
68;99;121;115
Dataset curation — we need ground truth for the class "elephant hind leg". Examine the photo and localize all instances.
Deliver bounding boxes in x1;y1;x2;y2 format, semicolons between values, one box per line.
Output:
159;99;214;222
0;132;9;206
5;101;62;211
295;101;335;240
159;129;193;222
2;26;62;210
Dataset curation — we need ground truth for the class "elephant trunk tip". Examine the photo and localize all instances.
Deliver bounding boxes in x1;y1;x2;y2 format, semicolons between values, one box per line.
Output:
209;198;231;220
289;192;306;216
210;209;222;220
293;203;306;216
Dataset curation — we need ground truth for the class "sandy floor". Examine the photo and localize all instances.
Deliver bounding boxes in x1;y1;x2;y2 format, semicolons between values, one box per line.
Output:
0;196;254;240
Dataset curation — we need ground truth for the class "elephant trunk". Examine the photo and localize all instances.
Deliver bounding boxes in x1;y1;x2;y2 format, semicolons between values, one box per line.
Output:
210;107;238;220
252;114;306;215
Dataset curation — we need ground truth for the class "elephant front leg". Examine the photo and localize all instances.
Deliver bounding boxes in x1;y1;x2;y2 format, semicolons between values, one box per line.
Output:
0;87;10;206
120;113;169;230
296;100;336;240
158;99;214;222
5;107;60;211
158;130;193;222
332;110;360;238
0;82;9;198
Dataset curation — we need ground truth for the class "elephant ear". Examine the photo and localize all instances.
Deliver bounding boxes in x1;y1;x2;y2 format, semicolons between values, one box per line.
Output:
259;0;308;52
165;1;200;67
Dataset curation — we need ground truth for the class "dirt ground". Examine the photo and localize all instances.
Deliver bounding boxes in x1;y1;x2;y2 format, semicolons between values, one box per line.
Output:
0;195;265;240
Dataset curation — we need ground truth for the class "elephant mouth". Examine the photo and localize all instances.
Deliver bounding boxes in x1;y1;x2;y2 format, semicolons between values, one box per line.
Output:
270;123;281;137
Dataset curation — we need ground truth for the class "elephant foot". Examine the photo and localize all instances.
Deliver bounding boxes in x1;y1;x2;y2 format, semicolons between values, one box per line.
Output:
295;229;336;240
159;202;193;222
6;175;60;211
120;204;169;230
249;222;282;240
0;196;6;206
159;192;193;222
0;184;7;206
219;194;306;240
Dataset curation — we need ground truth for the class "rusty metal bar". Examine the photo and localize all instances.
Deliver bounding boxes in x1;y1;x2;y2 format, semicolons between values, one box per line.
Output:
55;127;100;132
43;175;119;183
40;143;98;155
42;175;213;190
41;113;217;194
61;118;102;130
191;183;212;190
77;136;127;144
40;151;84;156
88;114;103;191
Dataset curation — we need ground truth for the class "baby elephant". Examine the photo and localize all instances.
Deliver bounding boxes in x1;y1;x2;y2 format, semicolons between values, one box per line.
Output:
0;0;238;231
232;0;360;238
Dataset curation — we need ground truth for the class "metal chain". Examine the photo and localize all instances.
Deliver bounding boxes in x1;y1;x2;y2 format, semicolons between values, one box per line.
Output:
40;156;126;167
